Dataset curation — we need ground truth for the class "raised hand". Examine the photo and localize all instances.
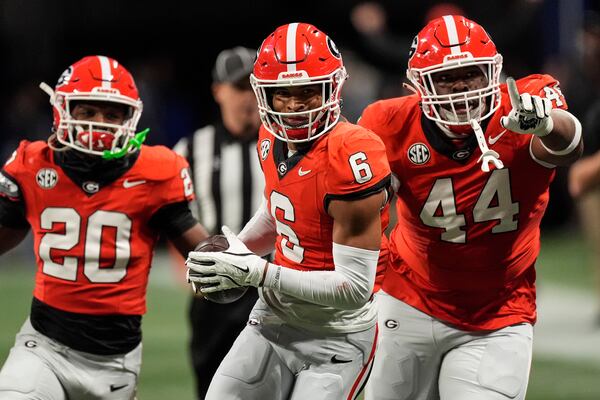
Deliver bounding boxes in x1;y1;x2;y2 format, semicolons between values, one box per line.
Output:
186;226;267;293
500;77;554;137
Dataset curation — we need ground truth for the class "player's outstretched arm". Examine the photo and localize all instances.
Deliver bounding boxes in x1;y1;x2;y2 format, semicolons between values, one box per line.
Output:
501;77;583;166
0;225;29;256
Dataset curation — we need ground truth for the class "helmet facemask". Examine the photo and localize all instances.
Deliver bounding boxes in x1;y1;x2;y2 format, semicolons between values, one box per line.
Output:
408;54;503;126
251;68;347;143
50;89;142;157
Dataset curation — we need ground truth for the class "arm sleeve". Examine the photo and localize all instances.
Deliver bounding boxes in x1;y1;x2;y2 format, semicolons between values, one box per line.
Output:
262;242;378;310
148;201;198;239
238;197;277;257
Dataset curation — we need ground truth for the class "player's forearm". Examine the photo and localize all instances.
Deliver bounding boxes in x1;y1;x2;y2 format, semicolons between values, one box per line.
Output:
238;199;277;257
262;243;378;310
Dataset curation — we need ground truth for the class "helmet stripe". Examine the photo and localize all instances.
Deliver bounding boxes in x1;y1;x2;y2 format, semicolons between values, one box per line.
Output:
286;23;298;72
97;55;113;88
442;15;461;55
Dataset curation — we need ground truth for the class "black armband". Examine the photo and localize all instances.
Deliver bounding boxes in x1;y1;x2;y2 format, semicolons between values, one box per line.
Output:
323;174;392;212
149;201;198;239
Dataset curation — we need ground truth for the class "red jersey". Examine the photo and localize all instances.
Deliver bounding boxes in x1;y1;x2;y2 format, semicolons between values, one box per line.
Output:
258;122;391;281
359;74;568;330
2;141;194;316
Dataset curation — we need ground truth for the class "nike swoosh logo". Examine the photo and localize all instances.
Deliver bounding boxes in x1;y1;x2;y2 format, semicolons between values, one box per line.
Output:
331;355;352;364
222;251;252;272
231;264;249;273
110;383;128;392
488;129;507;145
123;179;147;188
298;167;311;176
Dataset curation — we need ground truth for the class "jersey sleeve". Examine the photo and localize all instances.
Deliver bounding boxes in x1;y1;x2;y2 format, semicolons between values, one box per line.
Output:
519;74;568;111
154;152;196;206
324;126;391;205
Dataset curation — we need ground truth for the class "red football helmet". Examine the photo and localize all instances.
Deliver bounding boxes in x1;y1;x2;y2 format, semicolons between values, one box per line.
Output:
407;15;502;126
250;22;347;143
40;55;143;157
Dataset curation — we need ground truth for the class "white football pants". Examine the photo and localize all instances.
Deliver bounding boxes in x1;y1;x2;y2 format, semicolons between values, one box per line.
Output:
0;318;141;400
206;301;377;400
365;291;533;400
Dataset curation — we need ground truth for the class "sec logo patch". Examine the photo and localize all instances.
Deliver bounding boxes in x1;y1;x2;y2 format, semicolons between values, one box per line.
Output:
36;168;58;189
408;143;430;165
260;139;271;161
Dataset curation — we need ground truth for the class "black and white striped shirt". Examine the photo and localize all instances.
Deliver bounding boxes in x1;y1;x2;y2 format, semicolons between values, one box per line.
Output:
173;121;264;235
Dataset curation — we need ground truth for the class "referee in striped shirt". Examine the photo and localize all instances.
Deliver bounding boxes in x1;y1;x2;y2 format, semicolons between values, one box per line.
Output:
173;46;263;400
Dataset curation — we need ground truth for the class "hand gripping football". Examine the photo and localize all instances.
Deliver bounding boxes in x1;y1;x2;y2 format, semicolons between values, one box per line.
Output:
189;235;248;304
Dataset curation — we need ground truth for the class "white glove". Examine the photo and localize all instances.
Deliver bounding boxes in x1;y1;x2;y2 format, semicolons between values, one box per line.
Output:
500;77;554;137
185;226;267;293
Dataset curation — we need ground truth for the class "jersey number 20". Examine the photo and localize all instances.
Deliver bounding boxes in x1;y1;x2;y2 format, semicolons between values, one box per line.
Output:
39;208;131;282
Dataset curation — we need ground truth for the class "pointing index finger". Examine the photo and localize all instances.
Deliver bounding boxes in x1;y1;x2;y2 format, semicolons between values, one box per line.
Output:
506;77;521;109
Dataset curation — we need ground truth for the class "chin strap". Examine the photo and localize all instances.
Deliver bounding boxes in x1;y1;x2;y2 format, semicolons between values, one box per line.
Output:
471;119;503;172
102;128;149;160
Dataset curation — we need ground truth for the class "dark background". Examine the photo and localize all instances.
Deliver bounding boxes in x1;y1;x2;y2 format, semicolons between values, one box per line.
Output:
1;0;599;227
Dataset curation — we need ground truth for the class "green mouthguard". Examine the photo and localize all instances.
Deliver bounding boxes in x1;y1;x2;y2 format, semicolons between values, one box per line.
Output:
102;128;150;160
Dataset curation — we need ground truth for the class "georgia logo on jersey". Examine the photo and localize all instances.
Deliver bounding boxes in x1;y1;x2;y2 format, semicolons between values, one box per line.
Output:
82;181;100;193
407;143;431;165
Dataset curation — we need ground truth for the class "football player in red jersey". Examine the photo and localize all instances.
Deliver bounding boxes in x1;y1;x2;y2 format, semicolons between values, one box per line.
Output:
186;23;391;400
0;56;207;399
358;15;583;400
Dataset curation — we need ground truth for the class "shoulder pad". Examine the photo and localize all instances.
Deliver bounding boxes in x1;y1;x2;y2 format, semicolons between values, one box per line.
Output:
134;145;190;182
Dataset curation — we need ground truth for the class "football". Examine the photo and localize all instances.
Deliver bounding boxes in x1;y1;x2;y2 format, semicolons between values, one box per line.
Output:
189;234;248;304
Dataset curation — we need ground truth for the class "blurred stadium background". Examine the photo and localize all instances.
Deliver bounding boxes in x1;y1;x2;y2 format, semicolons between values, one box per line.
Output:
1;0;599;398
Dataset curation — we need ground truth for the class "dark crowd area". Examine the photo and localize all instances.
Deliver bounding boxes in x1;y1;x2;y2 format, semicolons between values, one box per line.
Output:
1;0;599;229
